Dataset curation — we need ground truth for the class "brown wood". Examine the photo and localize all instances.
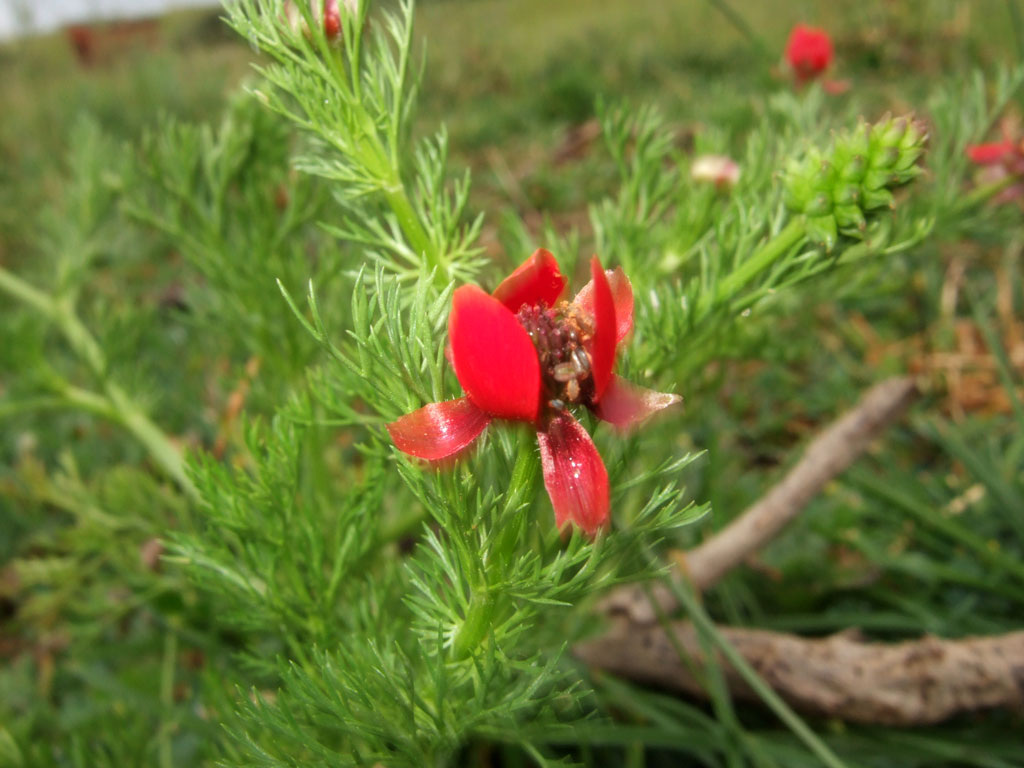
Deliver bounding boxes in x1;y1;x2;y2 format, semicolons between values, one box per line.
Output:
577;619;1024;726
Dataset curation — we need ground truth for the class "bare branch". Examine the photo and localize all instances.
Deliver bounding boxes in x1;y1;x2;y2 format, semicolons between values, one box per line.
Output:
577;619;1024;726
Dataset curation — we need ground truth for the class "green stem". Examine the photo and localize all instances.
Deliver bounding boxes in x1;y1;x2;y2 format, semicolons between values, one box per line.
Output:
695;218;805;323
0;265;199;501
657;569;851;768
384;179;440;273
54;299;107;379
504;429;539;516
349;102;442;278
60;384;119;420
952;172;1020;215
112;388;199;501
0;265;53;315
452;589;494;659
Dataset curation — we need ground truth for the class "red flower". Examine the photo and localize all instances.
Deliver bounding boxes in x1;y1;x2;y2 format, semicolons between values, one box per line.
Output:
786;24;833;82
387;249;681;536
322;0;341;39
284;0;344;41
967;139;1018;166
966;136;1024;204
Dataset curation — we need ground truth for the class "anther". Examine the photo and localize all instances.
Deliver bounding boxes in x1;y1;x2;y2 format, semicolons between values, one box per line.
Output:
552;362;578;382
572;347;590;375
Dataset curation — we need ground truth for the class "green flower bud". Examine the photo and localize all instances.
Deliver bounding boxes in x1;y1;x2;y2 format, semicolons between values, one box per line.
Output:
783;113;925;248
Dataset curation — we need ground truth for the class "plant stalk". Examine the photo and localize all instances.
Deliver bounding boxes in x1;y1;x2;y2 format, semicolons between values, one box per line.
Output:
695;218;805;323
0;265;199;500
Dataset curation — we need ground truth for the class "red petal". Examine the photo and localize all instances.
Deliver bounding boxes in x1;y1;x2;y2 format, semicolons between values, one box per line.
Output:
386;397;491;461
593;375;682;431
536;412;609;536
492;248;567;313
583;257;618;402
967;141;1015;165
573;266;633;346
449;285;542;422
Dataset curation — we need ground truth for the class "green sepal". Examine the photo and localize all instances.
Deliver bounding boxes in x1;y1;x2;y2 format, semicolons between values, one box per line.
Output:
834;203;866;231
863;168;894;190
805;214;838;251
805;192;833;217
832;184;860;206
861;187;895;210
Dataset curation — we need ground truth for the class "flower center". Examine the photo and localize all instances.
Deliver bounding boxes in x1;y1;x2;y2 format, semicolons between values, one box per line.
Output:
517;301;595;411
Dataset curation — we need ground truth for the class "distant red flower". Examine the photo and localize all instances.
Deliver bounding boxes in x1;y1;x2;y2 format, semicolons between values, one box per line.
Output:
966;136;1024;203
322;0;341;39
284;0;345;41
387;250;681;536
786;24;833;82
967;139;1018;166
66;25;95;67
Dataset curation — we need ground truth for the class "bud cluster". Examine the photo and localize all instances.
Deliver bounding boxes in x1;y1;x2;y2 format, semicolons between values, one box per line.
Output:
784;115;928;250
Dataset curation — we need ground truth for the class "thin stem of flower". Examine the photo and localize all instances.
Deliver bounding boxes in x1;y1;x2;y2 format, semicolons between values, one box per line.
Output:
452;589;494;659
952;172;1021;215
383;179;438;272
503;429;540;517
695;218;805;323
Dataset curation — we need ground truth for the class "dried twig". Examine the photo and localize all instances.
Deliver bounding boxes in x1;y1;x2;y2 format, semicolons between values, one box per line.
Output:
577;619;1024;726
602;376;919;623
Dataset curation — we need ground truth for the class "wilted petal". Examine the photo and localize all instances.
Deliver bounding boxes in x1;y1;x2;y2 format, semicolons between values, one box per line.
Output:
449;285;542;422
593;375;682;431
536;412;609;536
573;265;633;346
492;248;567;313
386;397;491;461
582;257;618;402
